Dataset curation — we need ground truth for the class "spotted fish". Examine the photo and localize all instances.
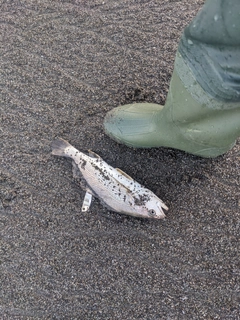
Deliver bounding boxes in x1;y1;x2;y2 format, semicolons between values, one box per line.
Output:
51;138;168;219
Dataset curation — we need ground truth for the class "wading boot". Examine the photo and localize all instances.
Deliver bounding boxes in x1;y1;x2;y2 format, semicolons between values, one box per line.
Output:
104;0;240;158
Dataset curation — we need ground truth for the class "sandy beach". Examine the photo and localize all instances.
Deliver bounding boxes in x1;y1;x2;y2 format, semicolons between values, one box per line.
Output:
0;1;239;319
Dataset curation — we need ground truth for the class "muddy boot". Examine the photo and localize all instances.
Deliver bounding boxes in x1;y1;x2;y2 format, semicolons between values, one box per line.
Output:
104;0;240;158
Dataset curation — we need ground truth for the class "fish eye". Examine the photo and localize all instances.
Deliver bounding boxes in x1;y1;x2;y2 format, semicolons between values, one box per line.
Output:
148;209;156;216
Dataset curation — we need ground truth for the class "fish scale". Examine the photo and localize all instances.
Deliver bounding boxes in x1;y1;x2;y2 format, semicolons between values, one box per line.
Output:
51;138;168;219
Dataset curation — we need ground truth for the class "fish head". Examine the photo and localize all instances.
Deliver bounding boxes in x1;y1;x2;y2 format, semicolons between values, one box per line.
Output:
143;198;167;219
131;189;168;219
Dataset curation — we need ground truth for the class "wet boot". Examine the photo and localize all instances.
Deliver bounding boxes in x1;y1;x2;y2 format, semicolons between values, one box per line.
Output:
104;0;240;158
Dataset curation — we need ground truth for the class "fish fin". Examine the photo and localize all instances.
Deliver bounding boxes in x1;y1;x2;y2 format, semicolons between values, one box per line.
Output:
72;161;82;179
72;167;89;191
88;149;102;159
116;168;134;181
72;163;95;195
51;138;72;157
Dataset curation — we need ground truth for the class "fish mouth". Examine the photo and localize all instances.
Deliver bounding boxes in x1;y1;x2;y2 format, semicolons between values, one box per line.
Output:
156;213;166;219
156;205;167;219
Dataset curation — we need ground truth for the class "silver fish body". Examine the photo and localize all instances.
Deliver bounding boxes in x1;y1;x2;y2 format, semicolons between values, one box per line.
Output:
51;138;168;219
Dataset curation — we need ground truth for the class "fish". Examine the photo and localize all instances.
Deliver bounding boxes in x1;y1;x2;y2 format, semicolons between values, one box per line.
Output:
51;138;168;219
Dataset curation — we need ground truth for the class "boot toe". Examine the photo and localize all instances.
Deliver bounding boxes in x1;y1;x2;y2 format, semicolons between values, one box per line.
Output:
104;103;164;147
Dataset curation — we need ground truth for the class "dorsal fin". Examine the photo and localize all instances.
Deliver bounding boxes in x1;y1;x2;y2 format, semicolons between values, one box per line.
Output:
88;149;102;159
116;168;134;180
113;168;142;192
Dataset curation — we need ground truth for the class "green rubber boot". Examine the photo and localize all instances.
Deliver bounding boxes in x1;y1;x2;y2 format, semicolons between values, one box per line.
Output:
104;0;240;158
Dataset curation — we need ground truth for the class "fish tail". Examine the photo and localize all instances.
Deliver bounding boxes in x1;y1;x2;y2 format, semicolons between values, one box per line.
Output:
51;138;73;157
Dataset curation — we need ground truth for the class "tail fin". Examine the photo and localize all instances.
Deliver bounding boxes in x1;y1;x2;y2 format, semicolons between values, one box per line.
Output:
51;138;72;157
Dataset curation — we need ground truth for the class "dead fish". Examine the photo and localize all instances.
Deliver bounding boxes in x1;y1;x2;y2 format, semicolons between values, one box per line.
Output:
51;138;168;219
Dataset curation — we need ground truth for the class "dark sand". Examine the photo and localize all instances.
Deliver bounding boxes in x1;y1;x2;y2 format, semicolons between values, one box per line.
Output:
1;1;239;319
